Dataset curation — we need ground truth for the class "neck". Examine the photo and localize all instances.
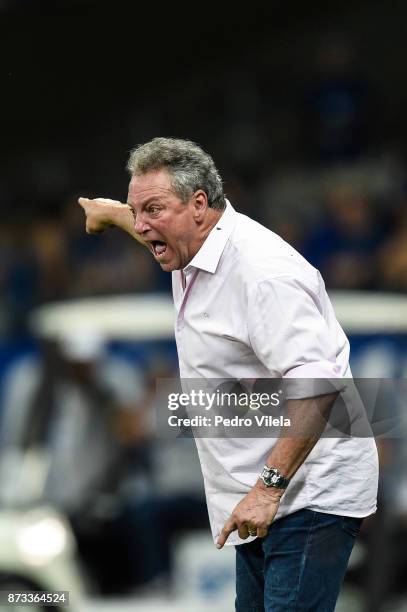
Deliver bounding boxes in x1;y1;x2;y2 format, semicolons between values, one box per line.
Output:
201;207;224;241
187;207;224;264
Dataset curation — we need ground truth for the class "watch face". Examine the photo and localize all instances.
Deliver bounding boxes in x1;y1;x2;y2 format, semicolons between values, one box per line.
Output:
261;467;287;488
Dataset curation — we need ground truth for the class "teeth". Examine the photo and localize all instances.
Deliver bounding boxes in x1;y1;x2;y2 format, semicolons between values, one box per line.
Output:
156;244;166;255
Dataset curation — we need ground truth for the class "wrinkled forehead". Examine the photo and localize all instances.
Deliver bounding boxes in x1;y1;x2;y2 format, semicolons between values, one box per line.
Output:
128;169;174;205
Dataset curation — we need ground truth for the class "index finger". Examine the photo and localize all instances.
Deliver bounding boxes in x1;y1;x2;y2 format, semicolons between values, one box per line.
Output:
216;517;237;549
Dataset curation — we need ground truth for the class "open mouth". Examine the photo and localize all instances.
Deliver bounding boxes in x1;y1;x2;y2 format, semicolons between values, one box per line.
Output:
151;240;168;258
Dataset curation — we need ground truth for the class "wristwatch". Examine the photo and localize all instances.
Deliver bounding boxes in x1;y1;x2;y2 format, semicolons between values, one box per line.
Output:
259;466;290;489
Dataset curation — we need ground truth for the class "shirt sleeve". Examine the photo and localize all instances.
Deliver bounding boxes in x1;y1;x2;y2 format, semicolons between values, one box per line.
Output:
247;274;344;383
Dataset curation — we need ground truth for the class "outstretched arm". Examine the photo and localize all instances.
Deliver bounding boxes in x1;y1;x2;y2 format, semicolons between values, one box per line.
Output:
78;197;146;246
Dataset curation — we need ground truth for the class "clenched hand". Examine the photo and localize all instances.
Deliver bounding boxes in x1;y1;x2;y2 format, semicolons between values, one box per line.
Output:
78;197;124;234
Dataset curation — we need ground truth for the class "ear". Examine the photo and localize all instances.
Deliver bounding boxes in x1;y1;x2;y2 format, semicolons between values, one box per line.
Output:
192;189;208;221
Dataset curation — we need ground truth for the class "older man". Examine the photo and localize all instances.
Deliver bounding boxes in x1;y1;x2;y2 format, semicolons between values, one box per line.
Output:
79;138;378;611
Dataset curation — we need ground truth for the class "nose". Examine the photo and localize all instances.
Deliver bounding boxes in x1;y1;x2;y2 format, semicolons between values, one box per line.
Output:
134;213;151;235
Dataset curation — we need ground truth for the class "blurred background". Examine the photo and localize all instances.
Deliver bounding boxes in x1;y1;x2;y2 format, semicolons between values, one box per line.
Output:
1;0;407;610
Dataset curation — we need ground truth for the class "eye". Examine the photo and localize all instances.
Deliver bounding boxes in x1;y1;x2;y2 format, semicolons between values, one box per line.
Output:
148;205;161;215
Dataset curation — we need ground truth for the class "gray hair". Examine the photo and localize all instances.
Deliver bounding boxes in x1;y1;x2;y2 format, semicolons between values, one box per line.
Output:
126;137;226;210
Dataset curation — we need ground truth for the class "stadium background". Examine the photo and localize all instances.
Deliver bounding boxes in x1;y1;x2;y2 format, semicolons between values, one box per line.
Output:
1;1;407;610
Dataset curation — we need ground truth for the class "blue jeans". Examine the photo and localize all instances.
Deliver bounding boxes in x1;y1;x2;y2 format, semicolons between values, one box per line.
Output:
235;509;362;612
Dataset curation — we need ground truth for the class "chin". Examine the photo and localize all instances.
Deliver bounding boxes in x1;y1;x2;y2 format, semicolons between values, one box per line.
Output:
160;262;178;272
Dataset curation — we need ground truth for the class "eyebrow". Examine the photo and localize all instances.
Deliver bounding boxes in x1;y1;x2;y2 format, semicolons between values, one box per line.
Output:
127;196;163;209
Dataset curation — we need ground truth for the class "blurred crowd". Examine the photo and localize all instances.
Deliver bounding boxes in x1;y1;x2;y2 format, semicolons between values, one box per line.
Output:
2;37;407;342
2;165;407;342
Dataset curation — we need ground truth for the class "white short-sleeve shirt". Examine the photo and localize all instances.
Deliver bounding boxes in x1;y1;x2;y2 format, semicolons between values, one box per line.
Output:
172;202;378;545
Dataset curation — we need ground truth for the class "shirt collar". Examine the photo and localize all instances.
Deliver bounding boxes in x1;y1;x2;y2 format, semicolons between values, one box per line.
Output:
184;200;238;274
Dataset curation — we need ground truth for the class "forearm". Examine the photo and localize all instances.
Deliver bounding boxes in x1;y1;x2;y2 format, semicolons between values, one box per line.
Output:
256;392;338;496
216;393;338;546
108;202;145;245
